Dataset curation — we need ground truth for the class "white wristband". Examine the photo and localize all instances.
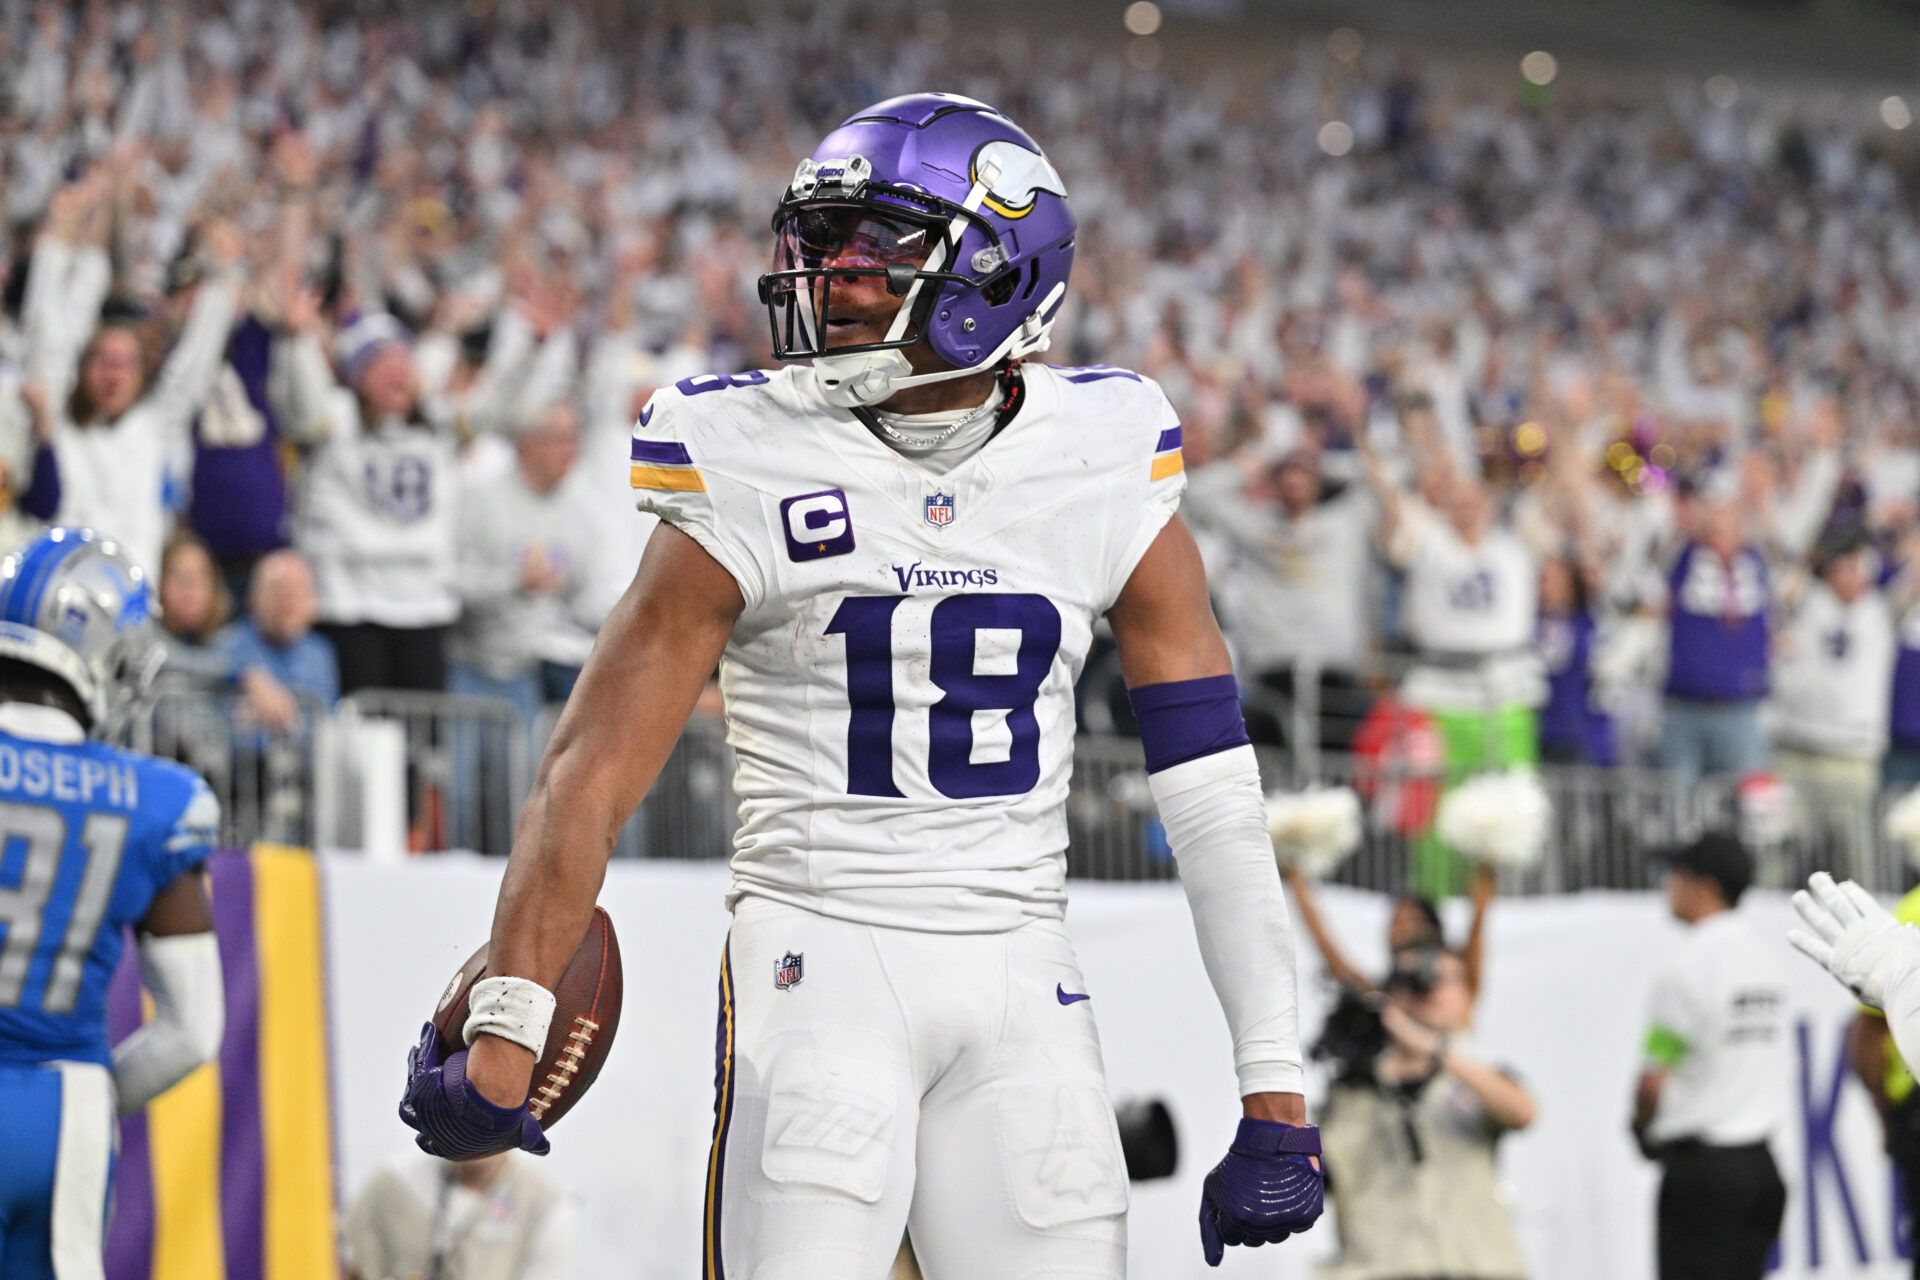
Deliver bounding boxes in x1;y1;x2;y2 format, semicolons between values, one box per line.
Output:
464;976;557;1056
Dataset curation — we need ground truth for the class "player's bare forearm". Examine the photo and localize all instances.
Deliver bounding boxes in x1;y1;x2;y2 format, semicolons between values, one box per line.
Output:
467;523;741;1104
489;523;741;982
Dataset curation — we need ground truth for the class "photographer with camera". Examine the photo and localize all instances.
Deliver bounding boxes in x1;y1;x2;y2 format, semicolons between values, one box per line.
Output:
1315;947;1535;1280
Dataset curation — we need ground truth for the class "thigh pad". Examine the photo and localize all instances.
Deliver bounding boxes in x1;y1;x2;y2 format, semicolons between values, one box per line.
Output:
754;1035;900;1207
995;1078;1129;1232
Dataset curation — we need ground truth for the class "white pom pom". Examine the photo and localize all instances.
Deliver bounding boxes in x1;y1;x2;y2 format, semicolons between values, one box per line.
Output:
1435;770;1552;870
1885;786;1920;871
1266;786;1364;879
1736;772;1795;849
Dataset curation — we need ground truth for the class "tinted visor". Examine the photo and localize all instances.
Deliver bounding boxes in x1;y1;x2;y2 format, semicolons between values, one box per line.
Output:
775;204;941;273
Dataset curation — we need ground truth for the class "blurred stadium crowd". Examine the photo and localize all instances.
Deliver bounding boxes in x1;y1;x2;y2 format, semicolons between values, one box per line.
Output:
3;0;1920;858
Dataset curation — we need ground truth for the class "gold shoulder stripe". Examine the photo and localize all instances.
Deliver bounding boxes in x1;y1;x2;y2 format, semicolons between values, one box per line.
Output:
1149;450;1185;481
631;464;708;493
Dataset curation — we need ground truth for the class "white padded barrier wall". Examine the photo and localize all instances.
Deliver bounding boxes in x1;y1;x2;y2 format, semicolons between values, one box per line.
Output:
323;855;1906;1279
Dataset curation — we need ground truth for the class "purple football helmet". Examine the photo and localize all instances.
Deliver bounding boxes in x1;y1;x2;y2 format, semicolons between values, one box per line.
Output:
758;93;1076;407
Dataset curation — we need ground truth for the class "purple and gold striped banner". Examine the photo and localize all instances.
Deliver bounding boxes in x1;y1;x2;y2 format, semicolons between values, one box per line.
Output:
105;846;338;1280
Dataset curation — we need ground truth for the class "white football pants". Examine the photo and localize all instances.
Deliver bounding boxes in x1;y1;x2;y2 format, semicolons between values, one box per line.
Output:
701;895;1129;1280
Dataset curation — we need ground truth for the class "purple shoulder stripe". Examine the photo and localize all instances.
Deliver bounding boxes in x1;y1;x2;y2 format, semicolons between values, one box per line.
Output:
1060;366;1143;384
1155;425;1183;453
632;439;694;466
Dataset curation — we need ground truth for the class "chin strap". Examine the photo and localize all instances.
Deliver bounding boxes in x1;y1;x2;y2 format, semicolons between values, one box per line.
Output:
813;279;1066;408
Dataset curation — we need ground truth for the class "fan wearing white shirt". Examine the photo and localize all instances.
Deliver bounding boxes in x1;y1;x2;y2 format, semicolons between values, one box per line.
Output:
1771;535;1894;884
1185;448;1374;752
342;1150;578;1280
1360;442;1542;724
1361;438;1542;894
24;211;244;576
272;308;460;694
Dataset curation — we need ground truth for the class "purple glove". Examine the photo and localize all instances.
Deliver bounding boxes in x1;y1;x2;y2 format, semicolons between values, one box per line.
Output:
1199;1118;1324;1266
398;1022;550;1160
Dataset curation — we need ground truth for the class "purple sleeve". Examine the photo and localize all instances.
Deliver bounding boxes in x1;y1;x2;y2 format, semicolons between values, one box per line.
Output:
18;442;59;519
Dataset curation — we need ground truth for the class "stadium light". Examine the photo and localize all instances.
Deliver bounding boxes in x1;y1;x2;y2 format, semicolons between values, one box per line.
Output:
1521;51;1558;87
1884;96;1912;130
1705;75;1738;109
1318;121;1355;156
1124;1;1163;36
1328;27;1363;63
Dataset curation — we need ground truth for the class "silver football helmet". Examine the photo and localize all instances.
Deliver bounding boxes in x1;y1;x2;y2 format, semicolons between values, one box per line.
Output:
0;528;165;735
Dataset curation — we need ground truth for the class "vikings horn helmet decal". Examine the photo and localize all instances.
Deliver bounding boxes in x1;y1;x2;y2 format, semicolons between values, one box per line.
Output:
758;93;1077;408
971;139;1068;219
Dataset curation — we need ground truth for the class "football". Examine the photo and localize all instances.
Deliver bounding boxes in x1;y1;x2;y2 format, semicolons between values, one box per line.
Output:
431;906;623;1129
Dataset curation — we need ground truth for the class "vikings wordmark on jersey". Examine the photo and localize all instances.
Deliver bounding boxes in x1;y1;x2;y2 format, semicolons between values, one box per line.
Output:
630;361;1184;933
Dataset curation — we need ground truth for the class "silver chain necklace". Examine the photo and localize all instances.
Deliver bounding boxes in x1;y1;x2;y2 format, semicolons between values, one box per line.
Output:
869;395;1002;449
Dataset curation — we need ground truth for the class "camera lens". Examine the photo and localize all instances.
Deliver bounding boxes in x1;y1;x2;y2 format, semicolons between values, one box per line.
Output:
1114;1098;1179;1181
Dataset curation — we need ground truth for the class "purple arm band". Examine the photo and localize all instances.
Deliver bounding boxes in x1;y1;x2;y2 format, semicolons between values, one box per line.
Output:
1128;674;1251;774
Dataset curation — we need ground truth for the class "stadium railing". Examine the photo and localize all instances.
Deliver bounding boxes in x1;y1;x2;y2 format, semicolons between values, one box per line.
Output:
121;689;1916;895
335;688;532;856
1065;736;1730;891
125;686;330;850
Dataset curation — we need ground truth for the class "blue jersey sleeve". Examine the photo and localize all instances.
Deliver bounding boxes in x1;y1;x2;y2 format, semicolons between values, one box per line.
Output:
132;758;220;897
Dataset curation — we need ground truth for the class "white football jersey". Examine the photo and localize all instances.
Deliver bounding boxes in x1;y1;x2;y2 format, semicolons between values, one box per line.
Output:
631;363;1185;932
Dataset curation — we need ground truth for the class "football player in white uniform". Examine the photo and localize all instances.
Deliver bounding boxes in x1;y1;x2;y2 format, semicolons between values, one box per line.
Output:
401;93;1323;1278
1791;872;1920;1082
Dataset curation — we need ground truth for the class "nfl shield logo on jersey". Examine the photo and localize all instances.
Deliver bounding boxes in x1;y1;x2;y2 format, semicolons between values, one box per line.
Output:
924;492;956;529
774;951;804;990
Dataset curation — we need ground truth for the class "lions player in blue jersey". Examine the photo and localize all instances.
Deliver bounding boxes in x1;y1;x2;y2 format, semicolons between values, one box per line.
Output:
0;528;224;1280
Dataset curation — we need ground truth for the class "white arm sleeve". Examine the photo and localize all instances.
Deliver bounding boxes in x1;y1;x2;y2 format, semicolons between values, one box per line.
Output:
142;269;242;440
267;330;345;444
1772;446;1842;559
1149;743;1306;1097
110;931;225;1114
22;238;97;397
